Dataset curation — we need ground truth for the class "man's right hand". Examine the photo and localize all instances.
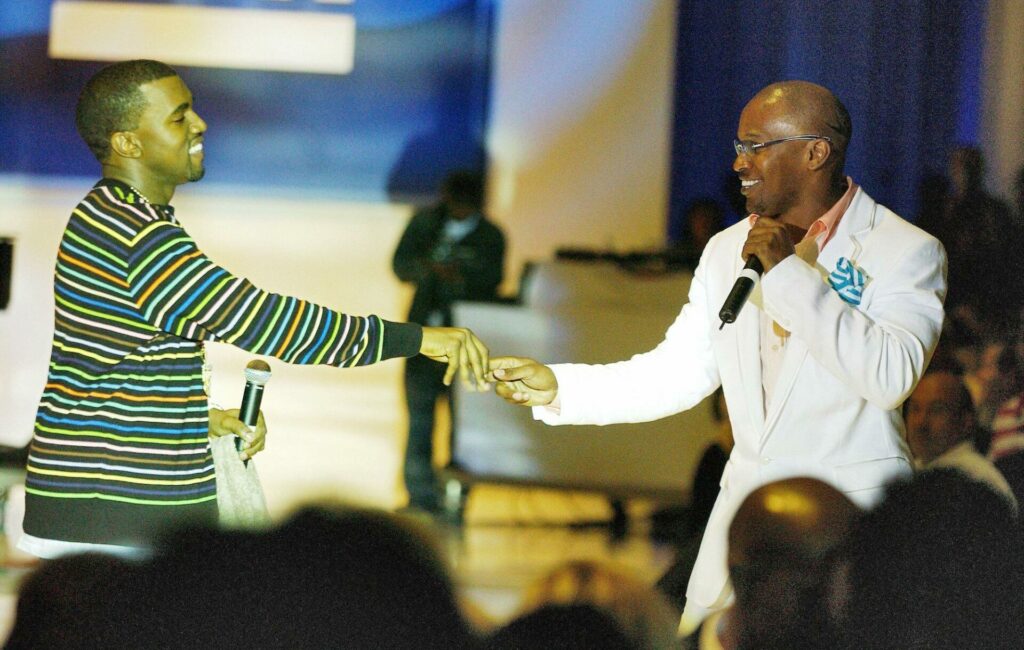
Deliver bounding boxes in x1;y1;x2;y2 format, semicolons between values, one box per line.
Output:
487;356;558;406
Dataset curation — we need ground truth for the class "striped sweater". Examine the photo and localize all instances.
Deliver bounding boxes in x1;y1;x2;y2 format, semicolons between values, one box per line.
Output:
24;179;422;545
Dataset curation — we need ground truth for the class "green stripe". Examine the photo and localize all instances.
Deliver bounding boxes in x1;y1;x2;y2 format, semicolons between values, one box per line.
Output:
48;363;201;384
64;229;128;268
26;487;217;506
251;298;287;352
56;261;132;295
36;423;209;445
149;258;209;329
43;393;209;414
127;224;189;284
313;312;342;365
181;274;234;325
281;302;317;361
342;318;368;368
374;315;384;362
55;293;152;330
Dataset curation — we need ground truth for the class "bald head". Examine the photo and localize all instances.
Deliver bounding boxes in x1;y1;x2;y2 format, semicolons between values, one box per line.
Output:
749;81;851;166
726;478;859;647
729;477;859;569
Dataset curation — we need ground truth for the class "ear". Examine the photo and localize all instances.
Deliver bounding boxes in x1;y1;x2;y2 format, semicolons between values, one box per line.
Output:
806;139;832;171
110;131;142;159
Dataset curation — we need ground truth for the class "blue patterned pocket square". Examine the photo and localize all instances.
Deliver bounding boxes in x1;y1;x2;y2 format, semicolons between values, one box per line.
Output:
828;257;867;305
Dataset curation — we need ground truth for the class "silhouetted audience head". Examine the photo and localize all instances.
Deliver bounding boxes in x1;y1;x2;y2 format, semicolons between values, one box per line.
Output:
516;560;679;649
725;477;860;650
6;553;139;650
49;505;479;649
906;369;975;465
839;469;1024;650
485;603;634;650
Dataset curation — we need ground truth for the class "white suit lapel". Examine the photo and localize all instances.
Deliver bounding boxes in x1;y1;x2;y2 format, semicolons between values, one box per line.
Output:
815;188;876;282
761;188;876;442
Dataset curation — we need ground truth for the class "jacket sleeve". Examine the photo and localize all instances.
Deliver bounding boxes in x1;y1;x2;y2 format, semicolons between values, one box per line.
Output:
761;233;946;410
126;220;422;364
535;248;722;426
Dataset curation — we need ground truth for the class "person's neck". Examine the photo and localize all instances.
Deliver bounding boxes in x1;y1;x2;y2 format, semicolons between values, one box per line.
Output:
777;176;847;230
102;166;175;205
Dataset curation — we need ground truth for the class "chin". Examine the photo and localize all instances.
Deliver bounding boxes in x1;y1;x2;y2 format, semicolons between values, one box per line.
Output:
187;168;206;182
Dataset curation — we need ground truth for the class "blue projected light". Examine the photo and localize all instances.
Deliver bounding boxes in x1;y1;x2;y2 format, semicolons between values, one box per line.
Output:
0;3;51;38
0;0;492;201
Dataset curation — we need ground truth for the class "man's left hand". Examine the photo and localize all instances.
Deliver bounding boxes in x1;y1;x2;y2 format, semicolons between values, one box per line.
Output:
209;407;267;461
741;216;801;273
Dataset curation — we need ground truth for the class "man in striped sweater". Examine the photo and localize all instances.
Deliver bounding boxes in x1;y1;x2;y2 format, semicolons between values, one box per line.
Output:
20;59;491;558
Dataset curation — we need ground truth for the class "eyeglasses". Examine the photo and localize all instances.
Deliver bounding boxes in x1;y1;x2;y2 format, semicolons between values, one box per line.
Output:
733;135;832;157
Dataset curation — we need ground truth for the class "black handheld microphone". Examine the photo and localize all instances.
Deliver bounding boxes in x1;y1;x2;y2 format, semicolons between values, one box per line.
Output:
719;255;763;328
238;359;272;465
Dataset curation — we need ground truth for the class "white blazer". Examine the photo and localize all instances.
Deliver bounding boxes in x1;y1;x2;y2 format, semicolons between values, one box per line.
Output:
535;187;947;607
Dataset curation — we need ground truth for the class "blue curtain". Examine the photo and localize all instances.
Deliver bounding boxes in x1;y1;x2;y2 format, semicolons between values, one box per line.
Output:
667;0;987;239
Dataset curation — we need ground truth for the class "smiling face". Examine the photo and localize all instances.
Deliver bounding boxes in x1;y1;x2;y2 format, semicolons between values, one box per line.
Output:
732;92;812;220
132;75;207;192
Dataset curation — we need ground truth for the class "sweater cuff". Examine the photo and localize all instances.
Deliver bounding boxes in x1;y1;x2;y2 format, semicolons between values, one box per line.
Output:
381;320;423;360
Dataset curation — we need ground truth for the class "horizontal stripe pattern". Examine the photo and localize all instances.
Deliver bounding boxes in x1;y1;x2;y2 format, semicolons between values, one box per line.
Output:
26;179;389;544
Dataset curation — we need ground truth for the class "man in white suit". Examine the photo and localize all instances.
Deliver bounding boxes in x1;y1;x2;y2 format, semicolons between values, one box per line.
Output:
488;81;947;631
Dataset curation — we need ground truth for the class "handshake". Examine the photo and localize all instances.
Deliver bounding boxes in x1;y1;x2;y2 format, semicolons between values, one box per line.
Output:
419;327;556;406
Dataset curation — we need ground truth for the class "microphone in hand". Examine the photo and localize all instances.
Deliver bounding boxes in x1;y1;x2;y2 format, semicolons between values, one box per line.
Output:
719;255;763;328
238;360;272;464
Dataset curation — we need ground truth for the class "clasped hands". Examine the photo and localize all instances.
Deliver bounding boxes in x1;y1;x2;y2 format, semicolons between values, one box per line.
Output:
420;327;557;405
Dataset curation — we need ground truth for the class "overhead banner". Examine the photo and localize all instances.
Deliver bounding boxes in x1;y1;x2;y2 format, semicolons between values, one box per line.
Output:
0;0;493;201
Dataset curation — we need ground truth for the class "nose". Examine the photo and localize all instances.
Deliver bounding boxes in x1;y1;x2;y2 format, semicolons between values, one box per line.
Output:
733;153;749;174
190;112;207;135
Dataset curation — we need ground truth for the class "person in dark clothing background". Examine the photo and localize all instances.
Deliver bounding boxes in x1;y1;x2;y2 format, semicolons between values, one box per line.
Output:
393;171;506;512
919;147;1017;336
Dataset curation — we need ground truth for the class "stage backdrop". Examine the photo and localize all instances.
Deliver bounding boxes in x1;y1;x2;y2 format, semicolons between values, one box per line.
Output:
0;0;493;202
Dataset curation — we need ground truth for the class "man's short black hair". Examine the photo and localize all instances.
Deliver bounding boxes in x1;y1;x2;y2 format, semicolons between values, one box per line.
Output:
76;59;178;162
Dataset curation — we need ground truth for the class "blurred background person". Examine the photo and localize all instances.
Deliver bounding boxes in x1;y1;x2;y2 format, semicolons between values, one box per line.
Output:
920;147;1018;339
668;198;726;269
987;319;1024;505
393;170;506;513
905;366;1016;508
